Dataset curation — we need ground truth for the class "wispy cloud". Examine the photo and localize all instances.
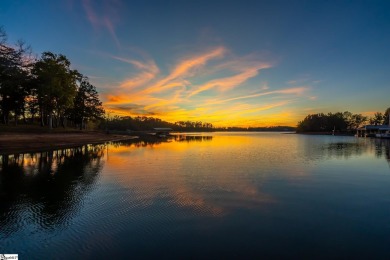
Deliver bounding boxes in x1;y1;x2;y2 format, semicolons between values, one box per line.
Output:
82;0;98;28
201;87;308;106
82;0;122;47
144;46;226;94
111;55;160;90
287;76;320;87
103;17;120;48
100;46;314;126
105;47;227;110
187;67;267;97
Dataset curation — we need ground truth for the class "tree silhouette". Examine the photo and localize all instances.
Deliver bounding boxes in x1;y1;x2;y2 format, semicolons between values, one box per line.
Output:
384;107;390;125
68;76;105;129
0;27;106;129
32;52;78;128
369;112;384;125
297;111;367;132
0;29;33;124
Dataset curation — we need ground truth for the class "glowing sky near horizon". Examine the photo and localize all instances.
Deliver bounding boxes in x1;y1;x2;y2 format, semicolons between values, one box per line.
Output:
1;0;389;127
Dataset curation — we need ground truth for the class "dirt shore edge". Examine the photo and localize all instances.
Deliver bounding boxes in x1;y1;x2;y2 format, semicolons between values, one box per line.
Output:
0;132;136;155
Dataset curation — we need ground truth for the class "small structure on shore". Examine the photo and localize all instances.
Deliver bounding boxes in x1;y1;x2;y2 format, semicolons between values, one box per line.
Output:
356;125;390;137
357;114;390;138
153;128;173;137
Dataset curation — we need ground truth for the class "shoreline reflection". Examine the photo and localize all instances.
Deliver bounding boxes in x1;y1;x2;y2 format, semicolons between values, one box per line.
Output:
301;136;390;164
1;133;390;259
0;145;105;235
110;134;213;148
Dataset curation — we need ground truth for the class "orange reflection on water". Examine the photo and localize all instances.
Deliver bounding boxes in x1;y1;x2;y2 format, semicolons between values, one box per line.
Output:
101;134;311;217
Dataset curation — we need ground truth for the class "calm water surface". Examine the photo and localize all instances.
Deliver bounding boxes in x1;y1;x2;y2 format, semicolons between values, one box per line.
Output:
1;132;390;259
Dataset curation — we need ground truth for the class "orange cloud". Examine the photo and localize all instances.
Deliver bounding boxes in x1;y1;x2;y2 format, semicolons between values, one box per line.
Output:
111;56;160;90
188;62;271;97
100;46;314;127
167;46;226;80
141;46;226;95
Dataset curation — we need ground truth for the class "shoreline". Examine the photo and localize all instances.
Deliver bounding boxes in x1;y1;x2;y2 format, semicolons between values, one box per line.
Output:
0;130;360;155
295;131;355;136
0;132;136;155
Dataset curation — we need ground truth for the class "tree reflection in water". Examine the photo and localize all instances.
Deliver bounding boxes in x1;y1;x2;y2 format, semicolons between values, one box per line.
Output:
374;139;390;166
0;145;105;235
301;136;390;164
0;134;213;236
110;134;213;148
1;133;389;259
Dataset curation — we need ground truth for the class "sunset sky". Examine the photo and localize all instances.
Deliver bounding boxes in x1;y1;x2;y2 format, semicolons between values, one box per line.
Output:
1;0;389;127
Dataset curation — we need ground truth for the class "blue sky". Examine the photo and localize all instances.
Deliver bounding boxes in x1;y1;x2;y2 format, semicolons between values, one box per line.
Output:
1;0;389;126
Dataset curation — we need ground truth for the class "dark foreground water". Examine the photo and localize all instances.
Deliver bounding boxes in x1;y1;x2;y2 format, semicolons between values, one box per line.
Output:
1;132;390;259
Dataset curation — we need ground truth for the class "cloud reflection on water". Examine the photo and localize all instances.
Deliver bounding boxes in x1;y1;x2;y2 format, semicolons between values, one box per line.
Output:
1;134;389;238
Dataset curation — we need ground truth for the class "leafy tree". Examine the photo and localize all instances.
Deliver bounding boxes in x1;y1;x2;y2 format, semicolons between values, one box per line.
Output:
384;107;390;125
369;112;384;125
0;27;109;130
0;28;33;124
297;111;367;132
297;113;328;132
32;52;77;128
343;111;367;130
349;113;367;129
326;112;347;131
68;76;104;129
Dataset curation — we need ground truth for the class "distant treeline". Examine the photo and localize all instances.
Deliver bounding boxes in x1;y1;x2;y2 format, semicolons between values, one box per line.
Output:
104;116;214;132
297;109;390;133
0;27;104;129
104;115;295;132
219;126;296;132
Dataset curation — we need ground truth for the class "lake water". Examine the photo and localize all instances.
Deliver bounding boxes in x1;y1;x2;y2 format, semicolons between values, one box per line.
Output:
1;132;390;259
